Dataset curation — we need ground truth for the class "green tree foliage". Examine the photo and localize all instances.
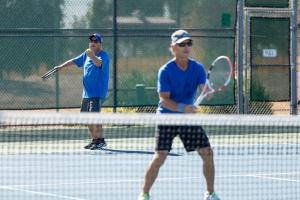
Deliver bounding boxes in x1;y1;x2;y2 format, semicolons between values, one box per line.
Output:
0;0;64;77
85;0;236;59
87;0;167;28
86;0;171;57
0;1;63;28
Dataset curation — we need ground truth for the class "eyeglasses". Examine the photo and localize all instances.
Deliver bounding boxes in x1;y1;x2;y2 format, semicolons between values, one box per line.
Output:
177;41;193;47
89;40;100;43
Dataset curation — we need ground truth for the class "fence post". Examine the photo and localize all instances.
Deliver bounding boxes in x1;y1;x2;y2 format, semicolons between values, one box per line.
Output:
112;0;117;112
237;0;245;114
290;0;298;115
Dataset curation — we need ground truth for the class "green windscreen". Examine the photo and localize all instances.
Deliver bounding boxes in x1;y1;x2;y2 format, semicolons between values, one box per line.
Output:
245;0;289;7
250;17;290;101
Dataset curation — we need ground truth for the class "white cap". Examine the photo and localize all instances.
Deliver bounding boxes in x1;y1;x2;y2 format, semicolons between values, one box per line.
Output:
171;30;192;44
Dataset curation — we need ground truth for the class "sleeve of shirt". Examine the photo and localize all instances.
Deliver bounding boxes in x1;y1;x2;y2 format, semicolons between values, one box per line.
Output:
157;68;171;93
99;53;109;69
72;52;86;68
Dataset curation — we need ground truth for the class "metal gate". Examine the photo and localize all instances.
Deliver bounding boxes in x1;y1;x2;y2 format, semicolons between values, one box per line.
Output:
236;0;298;114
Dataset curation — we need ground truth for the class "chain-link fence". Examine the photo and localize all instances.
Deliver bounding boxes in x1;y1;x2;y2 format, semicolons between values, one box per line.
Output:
0;0;237;111
0;0;296;114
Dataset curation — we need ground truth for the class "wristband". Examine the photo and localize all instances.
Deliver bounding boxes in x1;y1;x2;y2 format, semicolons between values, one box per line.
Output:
176;103;186;113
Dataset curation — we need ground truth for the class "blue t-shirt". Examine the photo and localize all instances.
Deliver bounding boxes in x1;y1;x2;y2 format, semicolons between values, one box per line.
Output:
73;50;109;99
157;58;206;113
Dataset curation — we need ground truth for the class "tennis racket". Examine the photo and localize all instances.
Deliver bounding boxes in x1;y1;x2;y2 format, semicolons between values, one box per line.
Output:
194;56;233;106
41;67;59;80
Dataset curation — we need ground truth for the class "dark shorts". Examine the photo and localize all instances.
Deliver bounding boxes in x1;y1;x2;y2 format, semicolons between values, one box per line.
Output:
80;97;103;112
155;125;211;152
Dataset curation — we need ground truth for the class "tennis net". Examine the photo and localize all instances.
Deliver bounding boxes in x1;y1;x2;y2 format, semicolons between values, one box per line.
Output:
0;111;299;200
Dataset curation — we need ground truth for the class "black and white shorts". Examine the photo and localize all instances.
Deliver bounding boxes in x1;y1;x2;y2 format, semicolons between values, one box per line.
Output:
155;125;211;152
80;97;104;112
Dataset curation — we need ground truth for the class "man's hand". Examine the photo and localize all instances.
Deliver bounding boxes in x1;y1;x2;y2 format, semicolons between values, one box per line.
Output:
53;65;60;71
184;105;197;113
85;48;95;58
86;48;102;67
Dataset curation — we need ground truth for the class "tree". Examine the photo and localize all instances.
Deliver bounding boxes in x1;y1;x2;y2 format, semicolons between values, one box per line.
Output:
87;0;167;28
0;0;64;78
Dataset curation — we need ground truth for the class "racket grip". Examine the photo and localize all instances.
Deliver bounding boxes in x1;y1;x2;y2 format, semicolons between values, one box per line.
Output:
194;94;206;106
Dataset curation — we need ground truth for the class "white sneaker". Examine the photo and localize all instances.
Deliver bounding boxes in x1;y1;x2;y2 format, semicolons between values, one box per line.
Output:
204;192;220;200
138;192;150;200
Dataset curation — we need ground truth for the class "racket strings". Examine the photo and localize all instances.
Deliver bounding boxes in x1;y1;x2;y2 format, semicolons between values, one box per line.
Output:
208;59;231;89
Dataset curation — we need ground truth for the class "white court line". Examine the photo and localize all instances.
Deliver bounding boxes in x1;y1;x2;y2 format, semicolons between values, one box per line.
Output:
215;143;299;148
248;172;300;176
0;185;85;200
178;153;300;161
215;154;300;160
245;174;300;183
2;172;299;188
1;179;144;188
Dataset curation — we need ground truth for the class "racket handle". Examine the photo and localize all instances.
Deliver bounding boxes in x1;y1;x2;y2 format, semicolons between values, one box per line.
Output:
194;94;206;106
42;67;58;80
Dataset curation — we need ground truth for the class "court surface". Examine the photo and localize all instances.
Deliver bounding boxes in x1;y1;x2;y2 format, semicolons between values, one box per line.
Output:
0;140;299;200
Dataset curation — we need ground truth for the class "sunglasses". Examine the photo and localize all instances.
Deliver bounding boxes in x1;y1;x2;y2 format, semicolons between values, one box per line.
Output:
177;41;193;47
89;40;100;43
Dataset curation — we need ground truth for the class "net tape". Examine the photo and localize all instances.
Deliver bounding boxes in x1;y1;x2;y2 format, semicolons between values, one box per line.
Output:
1;111;300;126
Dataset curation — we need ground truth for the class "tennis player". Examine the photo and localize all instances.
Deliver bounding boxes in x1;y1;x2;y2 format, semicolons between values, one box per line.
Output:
53;33;109;150
138;30;220;200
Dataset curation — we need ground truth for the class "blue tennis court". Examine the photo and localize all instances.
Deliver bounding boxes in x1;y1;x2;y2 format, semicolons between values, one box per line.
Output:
1;113;300;200
1;143;299;200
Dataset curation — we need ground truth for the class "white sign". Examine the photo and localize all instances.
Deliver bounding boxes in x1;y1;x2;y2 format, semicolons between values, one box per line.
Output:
262;49;277;58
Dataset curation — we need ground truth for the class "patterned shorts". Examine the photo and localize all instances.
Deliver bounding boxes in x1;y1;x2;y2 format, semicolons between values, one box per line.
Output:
80;97;103;112
155;125;211;152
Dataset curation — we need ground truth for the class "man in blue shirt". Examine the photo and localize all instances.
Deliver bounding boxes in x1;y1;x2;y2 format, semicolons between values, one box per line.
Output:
54;33;109;150
138;30;220;200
